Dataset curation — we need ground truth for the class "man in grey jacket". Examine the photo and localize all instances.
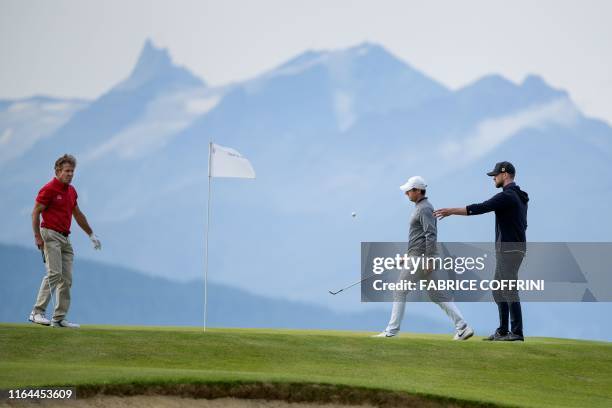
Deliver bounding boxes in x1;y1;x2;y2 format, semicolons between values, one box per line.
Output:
373;176;474;340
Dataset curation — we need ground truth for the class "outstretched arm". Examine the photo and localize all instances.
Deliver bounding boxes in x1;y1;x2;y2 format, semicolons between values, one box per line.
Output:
434;191;509;220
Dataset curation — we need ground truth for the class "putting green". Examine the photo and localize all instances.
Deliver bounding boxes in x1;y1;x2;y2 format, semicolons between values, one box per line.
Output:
1;324;610;407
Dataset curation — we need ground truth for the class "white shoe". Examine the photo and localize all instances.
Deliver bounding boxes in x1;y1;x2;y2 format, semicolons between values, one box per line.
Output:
371;331;397;338
51;319;80;328
28;312;51;326
453;325;474;341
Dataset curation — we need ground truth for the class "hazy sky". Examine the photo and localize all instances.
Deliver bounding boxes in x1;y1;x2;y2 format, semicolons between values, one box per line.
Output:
1;0;611;124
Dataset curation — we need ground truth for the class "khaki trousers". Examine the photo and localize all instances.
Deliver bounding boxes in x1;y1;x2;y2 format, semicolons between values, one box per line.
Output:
33;227;74;321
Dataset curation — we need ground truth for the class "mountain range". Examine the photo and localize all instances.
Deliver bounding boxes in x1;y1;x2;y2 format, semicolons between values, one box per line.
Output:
1;39;611;316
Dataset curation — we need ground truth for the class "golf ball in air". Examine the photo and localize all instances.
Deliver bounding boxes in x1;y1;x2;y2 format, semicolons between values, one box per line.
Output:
351;212;356;218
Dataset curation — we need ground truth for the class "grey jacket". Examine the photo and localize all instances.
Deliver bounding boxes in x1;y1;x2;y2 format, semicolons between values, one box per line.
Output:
407;197;437;256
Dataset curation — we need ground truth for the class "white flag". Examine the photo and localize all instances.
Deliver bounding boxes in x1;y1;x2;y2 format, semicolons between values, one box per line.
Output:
209;143;256;179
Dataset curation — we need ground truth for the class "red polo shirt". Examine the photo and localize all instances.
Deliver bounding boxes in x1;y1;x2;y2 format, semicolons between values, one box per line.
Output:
36;177;78;235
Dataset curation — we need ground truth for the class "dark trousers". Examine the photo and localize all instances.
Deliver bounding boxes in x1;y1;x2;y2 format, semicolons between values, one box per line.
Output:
493;251;525;335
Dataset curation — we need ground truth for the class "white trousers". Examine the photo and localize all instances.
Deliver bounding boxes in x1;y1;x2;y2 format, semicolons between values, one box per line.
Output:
384;258;467;334
385;299;466;335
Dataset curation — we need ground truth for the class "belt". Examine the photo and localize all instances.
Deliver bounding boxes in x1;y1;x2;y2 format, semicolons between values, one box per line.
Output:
47;228;70;237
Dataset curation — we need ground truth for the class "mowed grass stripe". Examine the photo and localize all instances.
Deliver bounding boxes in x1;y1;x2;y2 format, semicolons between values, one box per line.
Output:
1;324;610;408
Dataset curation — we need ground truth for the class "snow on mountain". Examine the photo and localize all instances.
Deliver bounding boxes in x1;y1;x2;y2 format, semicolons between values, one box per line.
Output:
244;42;450;132
82;88;222;162
437;97;580;171
0;96;88;163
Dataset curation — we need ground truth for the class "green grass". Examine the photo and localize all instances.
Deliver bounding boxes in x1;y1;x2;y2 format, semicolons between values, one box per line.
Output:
1;324;611;407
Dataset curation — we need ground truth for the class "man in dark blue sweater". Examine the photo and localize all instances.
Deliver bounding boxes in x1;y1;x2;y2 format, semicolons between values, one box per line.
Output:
433;161;529;341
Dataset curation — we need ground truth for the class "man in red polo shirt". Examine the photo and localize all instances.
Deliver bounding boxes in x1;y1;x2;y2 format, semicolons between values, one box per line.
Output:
29;154;102;328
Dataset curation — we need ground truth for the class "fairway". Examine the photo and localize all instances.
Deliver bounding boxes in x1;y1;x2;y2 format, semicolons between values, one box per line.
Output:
0;324;610;408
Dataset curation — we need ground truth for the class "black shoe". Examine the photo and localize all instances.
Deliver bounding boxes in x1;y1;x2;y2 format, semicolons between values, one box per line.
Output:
500;332;524;342
482;329;508;341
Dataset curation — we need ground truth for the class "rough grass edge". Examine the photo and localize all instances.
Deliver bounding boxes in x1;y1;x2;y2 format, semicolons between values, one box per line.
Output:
74;380;517;408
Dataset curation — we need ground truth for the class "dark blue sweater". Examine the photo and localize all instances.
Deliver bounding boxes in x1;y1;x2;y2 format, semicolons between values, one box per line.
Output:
466;182;529;244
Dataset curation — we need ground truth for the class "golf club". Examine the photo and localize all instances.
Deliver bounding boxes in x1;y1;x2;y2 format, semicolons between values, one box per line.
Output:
328;272;379;295
329;210;367;295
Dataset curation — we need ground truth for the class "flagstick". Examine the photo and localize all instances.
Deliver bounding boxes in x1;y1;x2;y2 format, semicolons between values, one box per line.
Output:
204;141;213;332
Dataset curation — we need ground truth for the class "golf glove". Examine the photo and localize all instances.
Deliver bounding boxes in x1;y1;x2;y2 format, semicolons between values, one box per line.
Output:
89;233;102;250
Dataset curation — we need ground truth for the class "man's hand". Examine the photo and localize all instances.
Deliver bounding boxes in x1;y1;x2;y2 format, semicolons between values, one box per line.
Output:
433;208;453;219
35;234;44;250
433;207;467;219
74;205;99;250
89;233;102;250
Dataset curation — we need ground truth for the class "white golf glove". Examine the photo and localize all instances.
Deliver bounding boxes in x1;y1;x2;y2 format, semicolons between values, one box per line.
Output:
89;233;102;250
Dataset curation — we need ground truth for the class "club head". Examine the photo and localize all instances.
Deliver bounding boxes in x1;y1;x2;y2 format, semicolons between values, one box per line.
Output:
328;289;342;295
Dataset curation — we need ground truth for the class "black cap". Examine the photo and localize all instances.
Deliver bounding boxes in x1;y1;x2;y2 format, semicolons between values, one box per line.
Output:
487;161;515;176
